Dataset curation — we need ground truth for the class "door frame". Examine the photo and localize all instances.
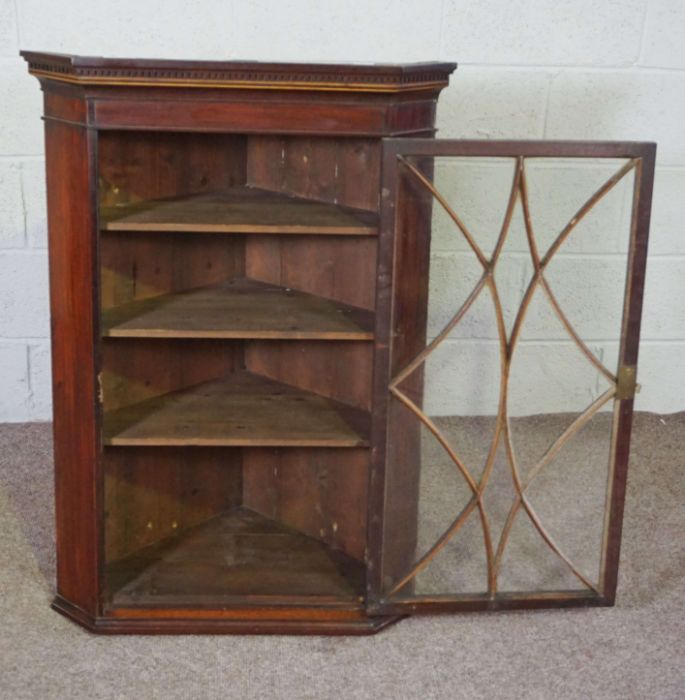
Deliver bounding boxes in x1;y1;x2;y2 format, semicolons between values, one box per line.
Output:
367;139;656;615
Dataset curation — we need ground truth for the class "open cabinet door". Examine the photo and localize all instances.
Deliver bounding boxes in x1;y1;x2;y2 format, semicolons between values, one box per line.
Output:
367;140;655;615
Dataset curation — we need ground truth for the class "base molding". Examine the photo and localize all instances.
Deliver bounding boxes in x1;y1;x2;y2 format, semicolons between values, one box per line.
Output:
52;596;401;635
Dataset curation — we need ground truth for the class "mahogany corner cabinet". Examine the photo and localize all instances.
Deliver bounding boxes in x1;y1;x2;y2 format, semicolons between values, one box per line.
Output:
23;52;655;635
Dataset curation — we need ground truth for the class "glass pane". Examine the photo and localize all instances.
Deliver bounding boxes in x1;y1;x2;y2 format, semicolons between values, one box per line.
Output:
382;152;636;603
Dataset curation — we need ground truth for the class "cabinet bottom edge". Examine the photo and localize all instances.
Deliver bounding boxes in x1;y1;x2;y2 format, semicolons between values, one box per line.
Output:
51;595;403;635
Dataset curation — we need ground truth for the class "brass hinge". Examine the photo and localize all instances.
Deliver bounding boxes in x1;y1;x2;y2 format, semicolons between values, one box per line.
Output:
616;365;639;400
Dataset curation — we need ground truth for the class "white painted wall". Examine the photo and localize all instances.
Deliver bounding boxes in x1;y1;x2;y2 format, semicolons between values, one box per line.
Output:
0;0;683;420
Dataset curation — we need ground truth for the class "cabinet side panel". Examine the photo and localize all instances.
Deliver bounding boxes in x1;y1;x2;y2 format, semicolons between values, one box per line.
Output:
45;118;101;615
367;146;434;605
378;165;433;591
242;448;369;562
388;163;433;375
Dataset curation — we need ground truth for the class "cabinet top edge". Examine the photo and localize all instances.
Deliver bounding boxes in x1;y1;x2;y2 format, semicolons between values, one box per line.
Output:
21;51;457;93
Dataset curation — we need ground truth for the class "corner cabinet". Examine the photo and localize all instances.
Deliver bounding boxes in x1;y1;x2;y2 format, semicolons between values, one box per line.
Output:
24;53;655;635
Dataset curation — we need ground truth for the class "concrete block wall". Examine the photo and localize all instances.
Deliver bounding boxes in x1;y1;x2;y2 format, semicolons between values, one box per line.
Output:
0;0;682;420
422;156;648;416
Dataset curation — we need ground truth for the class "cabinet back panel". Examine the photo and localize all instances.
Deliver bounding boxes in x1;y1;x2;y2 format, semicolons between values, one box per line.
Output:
98;131;247;206
100;231;245;309
242;447;368;562
101;338;242;412
247;136;380;212
245;340;372;411
242;318;372;563
245;235;376;310
104;447;242;565
244;135;379;312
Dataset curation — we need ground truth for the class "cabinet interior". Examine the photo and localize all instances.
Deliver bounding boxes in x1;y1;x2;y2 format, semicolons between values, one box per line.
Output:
98;131;379;607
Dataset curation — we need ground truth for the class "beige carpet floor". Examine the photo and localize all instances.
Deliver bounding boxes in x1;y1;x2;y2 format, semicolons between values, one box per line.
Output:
0;415;683;700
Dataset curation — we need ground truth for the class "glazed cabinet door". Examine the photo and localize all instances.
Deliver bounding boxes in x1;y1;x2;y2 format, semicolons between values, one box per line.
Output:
367;139;655;614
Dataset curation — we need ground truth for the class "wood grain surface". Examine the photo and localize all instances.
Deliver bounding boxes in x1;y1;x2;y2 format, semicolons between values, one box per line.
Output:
107;507;365;606
102;187;378;235
102;277;374;340
103;370;371;447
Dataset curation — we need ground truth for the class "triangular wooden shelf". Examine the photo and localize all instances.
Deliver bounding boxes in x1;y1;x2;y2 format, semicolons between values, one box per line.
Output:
107;507;365;606
101;277;374;340
101;186;378;235
103;370;370;447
